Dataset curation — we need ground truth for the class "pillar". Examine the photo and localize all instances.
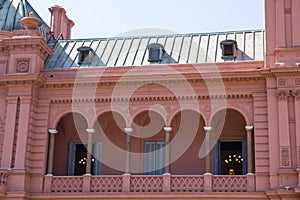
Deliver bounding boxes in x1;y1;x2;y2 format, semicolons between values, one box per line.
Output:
14;96;32;169
1;96;18;169
277;90;291;168
204;126;212;173
163;127;172;173
47;129;58;175
124;128;133;174
245;126;254;173
85;128;95;175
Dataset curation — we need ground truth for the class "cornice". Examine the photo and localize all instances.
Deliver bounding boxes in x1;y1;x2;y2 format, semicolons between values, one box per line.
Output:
260;67;300;77
0;36;53;58
51;94;253;104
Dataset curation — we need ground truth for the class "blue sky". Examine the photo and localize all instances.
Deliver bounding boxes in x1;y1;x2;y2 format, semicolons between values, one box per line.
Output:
29;0;265;39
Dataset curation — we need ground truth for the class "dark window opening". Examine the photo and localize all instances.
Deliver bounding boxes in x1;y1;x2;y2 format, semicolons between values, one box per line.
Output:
212;140;247;175
220;142;243;175
147;43;165;62
223;45;234;56
77;46;92;65
68;143;101;176
74;144;94;176
220;40;237;61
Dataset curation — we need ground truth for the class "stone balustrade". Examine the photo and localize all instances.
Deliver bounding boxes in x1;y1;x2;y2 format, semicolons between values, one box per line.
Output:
43;173;255;193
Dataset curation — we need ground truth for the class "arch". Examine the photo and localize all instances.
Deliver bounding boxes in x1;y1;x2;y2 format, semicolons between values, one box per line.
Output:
210;108;248;175
209;104;251;126
168;108;206;126
130;110;165;139
169;110;206;175
130;106;168;127
49;109;88;129
52;112;88;176
92;110;128;130
93;111;127;175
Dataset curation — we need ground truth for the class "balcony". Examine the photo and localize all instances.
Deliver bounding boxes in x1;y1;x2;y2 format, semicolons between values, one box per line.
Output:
43;173;255;193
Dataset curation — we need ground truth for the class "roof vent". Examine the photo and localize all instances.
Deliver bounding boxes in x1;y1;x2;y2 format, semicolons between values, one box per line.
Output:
77;46;93;65
147;43;165;63
220;40;237;61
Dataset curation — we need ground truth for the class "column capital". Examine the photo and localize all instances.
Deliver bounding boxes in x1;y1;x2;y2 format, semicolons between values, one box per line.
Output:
48;129;58;134
124;127;133;134
86;128;95;134
204;126;212;132
164;127;172;132
245;126;254;131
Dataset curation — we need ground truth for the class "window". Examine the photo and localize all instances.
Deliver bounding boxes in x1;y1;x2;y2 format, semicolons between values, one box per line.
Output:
147;43;165;62
220;40;237;61
144;141;165;175
212;141;247;175
77;46;92;65
67;142;101;176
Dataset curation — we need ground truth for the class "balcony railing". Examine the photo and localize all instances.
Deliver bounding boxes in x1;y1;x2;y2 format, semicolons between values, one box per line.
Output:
44;173;255;193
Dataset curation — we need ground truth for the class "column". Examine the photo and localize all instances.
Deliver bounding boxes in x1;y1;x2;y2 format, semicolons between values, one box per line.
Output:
14;96;32;169
1;96;18;169
293;91;300;171
277;90;291;168
163;127;172;173
204;126;212;173
245;126;254;173
47;129;58;175
124;128;133;174
85;128;95;175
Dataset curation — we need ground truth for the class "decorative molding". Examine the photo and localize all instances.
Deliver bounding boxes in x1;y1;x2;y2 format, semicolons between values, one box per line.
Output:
277;79;286;86
16;60;29;73
280;147;290;167
276;90;290;101
51;94;253;104
292;90;300;100
295;78;300;85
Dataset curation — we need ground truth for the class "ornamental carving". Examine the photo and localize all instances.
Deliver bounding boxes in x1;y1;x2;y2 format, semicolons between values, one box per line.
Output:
295;78;300;85
278;79;285;86
292;90;300;100
276;90;289;101
281;147;290;167
16;60;29;73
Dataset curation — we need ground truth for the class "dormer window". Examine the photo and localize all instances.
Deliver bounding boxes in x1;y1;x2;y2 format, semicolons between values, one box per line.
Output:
147;43;165;62
220;40;237;61
77;46;92;65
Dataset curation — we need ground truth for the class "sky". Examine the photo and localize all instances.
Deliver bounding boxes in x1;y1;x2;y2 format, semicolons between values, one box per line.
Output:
29;0;265;39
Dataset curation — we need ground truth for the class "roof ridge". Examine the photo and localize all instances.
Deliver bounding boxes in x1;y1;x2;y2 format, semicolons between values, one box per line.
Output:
63;29;265;41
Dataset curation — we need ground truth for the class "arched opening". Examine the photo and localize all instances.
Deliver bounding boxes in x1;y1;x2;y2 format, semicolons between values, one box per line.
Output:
211;109;249;175
52;112;88;176
170;110;206;175
131;110;165;175
94;111;126;175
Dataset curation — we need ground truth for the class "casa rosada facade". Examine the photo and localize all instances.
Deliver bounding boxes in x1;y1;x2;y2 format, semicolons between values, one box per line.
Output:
0;0;300;199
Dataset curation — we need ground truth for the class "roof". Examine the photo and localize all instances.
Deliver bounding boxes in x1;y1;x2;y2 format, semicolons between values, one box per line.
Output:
0;0;50;40
44;30;265;69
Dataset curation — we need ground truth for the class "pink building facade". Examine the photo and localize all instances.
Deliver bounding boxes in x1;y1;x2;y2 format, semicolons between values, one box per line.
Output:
0;0;299;199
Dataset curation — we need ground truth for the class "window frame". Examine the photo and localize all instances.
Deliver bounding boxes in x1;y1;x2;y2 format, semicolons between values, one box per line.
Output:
147;43;165;63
